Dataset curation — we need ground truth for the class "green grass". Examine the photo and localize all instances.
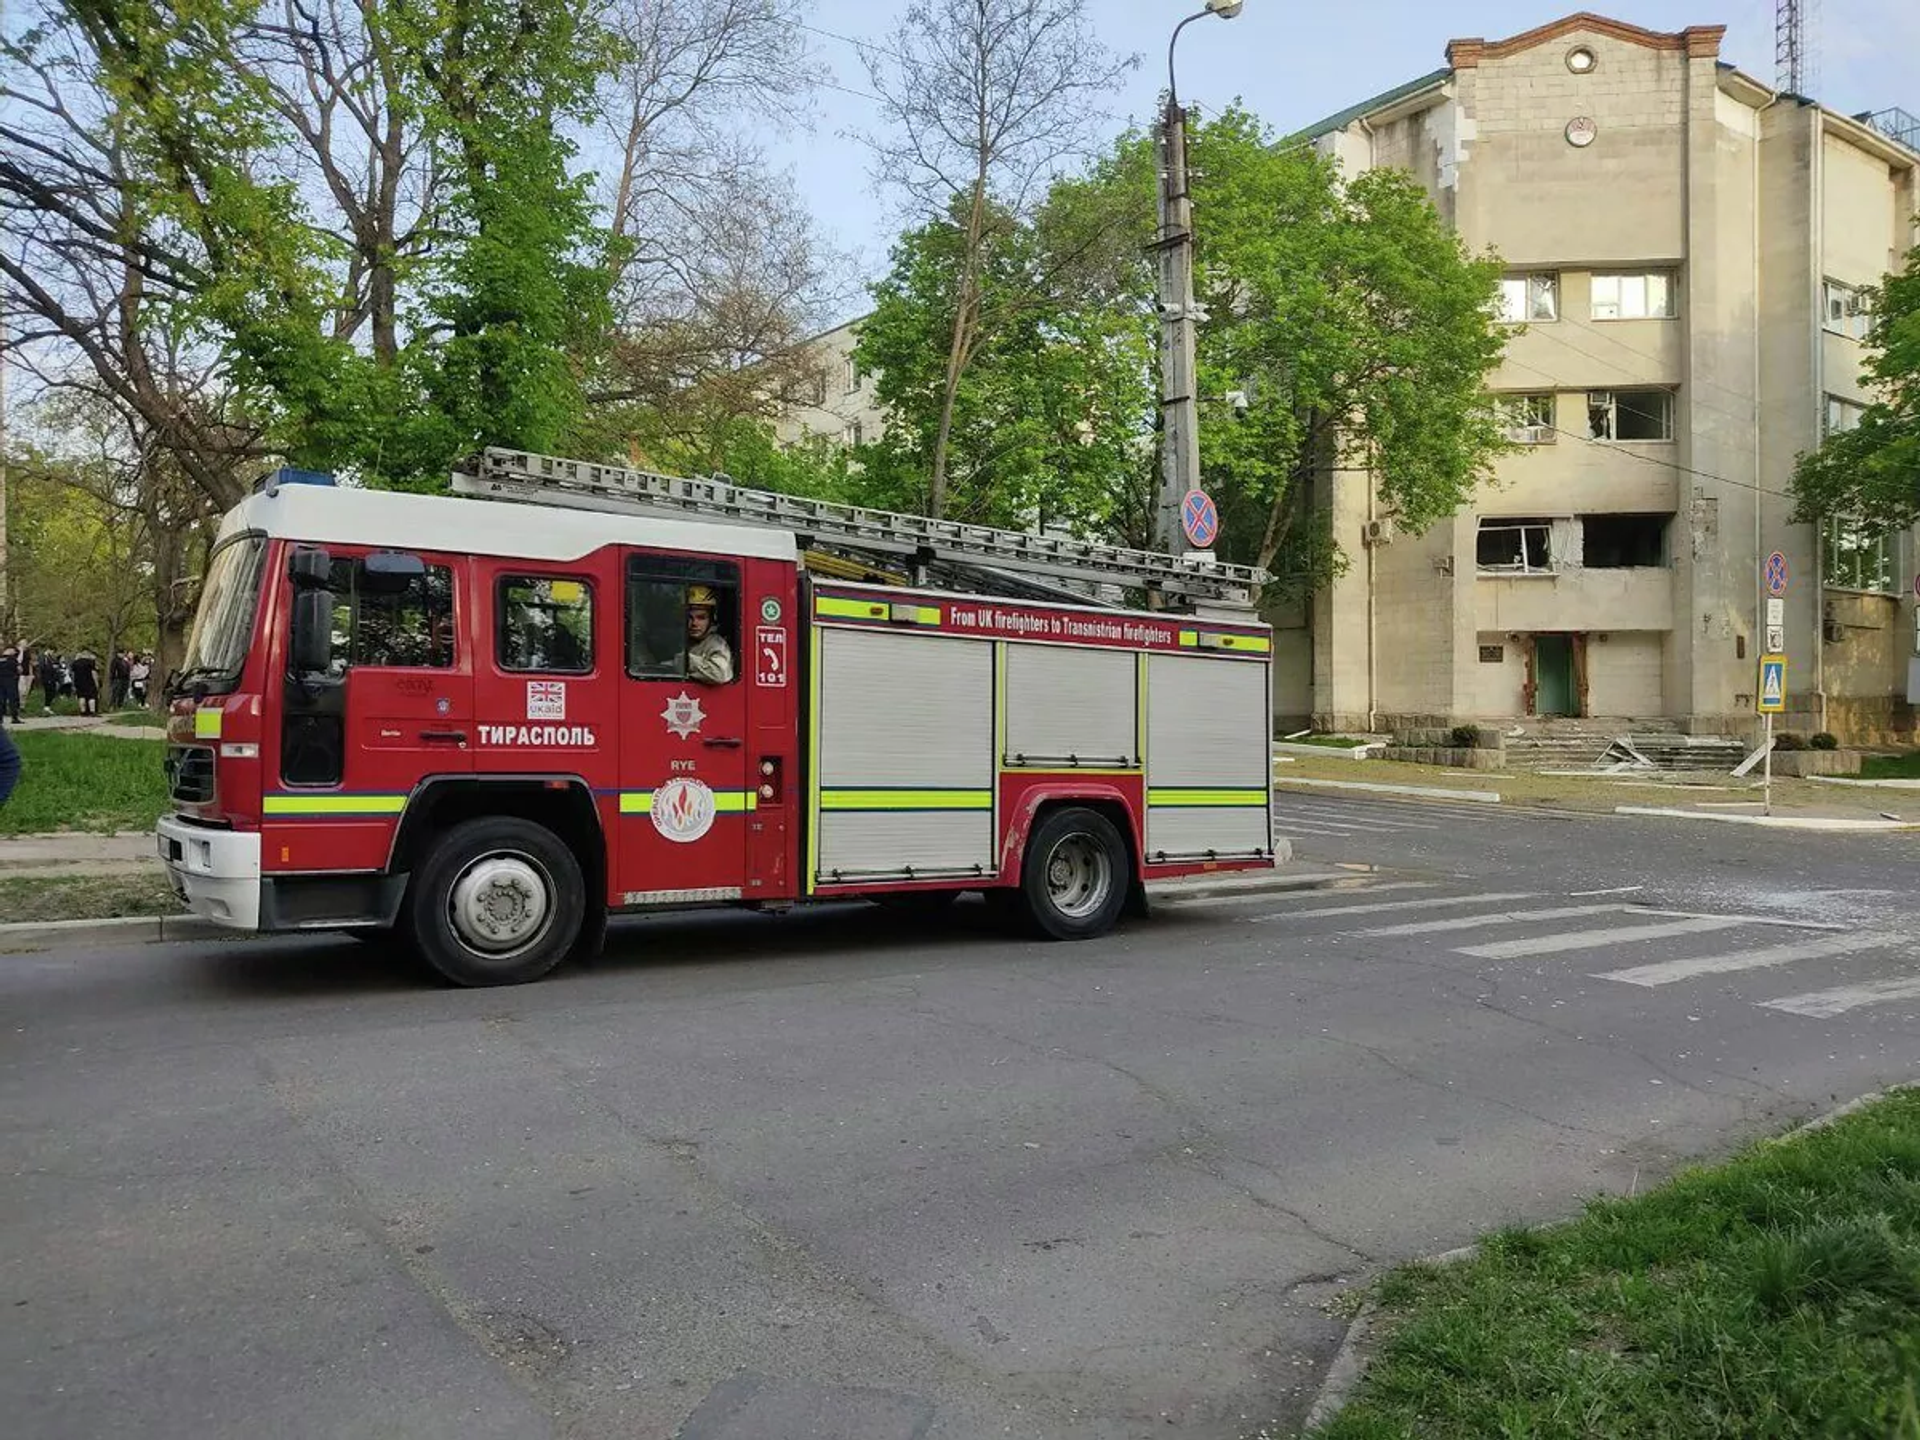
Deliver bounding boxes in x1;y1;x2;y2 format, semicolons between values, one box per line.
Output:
1309;1089;1920;1439
104;709;167;729
1860;751;1920;780
1284;734;1375;749
0;871;179;924
2;731;168;835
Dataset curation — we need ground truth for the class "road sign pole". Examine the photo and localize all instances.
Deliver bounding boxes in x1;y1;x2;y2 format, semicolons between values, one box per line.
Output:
1763;711;1773;817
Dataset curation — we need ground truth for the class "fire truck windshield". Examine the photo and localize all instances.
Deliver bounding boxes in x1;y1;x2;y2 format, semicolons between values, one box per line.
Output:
176;534;267;692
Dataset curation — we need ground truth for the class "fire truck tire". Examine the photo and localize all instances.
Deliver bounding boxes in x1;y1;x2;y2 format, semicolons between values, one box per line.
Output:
1019;807;1129;941
407;817;585;987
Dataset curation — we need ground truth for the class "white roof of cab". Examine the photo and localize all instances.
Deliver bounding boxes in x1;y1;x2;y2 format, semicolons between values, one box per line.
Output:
216;481;798;563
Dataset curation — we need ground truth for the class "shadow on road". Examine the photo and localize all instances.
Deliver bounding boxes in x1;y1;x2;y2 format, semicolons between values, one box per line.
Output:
180;898;1035;1000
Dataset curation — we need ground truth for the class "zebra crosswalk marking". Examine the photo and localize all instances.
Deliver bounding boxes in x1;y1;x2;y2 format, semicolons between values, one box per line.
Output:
1457;915;1748;959
1760;975;1920;1019
1251;891;1536;923
1597;933;1894;987
1354;903;1639;938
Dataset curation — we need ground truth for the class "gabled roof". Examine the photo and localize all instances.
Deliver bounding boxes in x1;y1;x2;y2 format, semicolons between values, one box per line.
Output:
1446;12;1724;67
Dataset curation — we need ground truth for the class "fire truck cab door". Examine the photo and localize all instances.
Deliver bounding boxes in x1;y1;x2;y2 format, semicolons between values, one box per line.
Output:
616;552;752;904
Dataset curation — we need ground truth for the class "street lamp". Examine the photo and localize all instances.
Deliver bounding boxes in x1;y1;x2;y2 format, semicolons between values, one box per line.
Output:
1156;0;1243;557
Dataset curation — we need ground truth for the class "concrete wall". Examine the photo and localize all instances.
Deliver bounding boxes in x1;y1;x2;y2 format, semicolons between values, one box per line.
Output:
1474;567;1673;632
1587;630;1666;714
771;320;885;448
1471;632;1529;715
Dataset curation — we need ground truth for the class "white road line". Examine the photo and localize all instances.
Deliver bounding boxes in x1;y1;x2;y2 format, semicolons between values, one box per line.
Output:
1252;891;1537;922
1761;976;1920;1019
1571;886;1645;897
1457;915;1750;959
1598;933;1896;987
1203;880;1438;909
1269;820;1373;836
1355;904;1637;937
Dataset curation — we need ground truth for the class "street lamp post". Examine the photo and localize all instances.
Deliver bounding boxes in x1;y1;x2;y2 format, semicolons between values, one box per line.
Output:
1155;0;1243;557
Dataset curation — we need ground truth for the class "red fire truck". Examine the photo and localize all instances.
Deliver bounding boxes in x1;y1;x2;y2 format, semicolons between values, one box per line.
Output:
158;449;1275;985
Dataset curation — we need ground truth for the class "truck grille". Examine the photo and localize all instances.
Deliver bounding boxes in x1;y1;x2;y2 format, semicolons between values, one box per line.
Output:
165;745;215;805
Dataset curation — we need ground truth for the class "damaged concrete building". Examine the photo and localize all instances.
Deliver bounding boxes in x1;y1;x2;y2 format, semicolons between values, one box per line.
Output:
1288;11;1919;745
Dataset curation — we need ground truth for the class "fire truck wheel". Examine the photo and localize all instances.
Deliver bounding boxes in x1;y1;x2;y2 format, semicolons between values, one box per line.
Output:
408;817;585;987
1020;807;1129;941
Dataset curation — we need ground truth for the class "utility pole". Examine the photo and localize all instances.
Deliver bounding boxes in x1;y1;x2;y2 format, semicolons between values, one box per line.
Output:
1154;1;1243;557
0;294;10;630
1154;96;1202;556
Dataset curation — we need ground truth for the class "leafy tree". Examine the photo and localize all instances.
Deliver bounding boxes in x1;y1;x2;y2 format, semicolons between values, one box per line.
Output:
853;202;1154;533
857;0;1136;517
1792;246;1920;532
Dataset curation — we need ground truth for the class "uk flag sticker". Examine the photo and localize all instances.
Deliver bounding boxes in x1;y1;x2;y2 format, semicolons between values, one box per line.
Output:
527;680;567;721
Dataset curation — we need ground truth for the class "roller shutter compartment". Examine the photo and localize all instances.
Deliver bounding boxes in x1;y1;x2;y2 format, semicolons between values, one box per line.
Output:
1144;652;1270;860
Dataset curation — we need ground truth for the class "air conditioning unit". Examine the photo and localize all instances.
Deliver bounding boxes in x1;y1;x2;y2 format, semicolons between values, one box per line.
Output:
1363;518;1394;547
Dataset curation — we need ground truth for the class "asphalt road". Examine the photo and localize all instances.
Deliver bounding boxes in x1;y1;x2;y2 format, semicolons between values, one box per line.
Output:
6;800;1919;1440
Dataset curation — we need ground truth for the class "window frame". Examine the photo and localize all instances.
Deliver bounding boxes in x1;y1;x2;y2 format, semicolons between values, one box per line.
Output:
1823;394;1867;436
1496;272;1559;324
623;554;742;685
1494;392;1556;444
1476;518;1555;576
1590;271;1677;321
324;554;457;673
1587;389;1675;442
495;572;596;676
1821;514;1897;595
1581;513;1670;569
1822;279;1872;340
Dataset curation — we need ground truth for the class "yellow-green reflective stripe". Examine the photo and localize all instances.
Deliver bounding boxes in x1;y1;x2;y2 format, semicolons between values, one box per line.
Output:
816;595;889;621
263;794;407;816
619;790;757;814
889;603;942;625
194;708;223;739
1147;788;1270;808
820;789;991;811
1200;633;1271;654
1178;630;1199;647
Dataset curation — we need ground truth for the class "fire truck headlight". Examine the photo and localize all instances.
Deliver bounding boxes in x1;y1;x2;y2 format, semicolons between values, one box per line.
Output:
758;783;774;800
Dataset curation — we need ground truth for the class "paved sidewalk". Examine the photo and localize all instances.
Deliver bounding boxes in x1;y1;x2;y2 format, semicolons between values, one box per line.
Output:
1274;751;1920;829
0;831;159;876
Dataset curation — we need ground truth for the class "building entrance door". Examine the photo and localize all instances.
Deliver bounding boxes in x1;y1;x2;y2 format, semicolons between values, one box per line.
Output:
1534;634;1576;716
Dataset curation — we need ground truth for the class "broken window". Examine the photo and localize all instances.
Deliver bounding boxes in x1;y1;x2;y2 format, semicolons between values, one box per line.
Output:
1590;272;1676;320
1497;273;1558;323
1587;389;1673;441
1477;518;1553;574
1582;515;1668;568
1494;392;1555;444
1823;279;1872;340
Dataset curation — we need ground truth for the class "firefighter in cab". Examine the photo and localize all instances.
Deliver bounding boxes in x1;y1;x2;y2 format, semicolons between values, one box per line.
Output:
684;584;733;684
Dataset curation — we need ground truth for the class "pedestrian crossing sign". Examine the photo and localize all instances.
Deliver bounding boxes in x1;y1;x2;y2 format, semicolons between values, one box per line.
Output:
1758;654;1787;713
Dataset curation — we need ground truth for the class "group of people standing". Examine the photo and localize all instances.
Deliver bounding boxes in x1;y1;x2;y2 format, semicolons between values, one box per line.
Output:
0;646;153;723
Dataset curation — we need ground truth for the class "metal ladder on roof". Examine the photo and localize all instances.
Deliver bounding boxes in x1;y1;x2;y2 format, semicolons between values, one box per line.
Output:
450;448;1267;607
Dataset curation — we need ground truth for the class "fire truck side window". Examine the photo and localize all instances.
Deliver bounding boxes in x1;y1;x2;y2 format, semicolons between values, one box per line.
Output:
625;557;738;682
497;576;593;674
326;558;455;671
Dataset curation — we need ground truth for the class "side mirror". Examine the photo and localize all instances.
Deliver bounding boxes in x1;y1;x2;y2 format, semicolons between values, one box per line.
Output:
289;545;332;589
360;550;426;596
291;590;334;675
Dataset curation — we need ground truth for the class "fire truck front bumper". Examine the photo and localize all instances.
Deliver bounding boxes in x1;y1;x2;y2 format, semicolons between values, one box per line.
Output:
157;816;261;931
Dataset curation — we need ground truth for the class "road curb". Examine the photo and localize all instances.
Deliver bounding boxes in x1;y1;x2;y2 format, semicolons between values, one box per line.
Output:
1295;1086;1916;1432
1273;776;1502;805
0;913;231;953
1613;805;1919;831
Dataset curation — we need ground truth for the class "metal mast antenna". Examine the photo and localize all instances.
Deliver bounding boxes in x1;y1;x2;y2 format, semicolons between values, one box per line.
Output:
1775;0;1817;96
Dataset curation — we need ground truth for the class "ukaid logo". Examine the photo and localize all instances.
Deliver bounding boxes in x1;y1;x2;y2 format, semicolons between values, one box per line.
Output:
527;680;566;720
478;724;598;747
650;777;716;843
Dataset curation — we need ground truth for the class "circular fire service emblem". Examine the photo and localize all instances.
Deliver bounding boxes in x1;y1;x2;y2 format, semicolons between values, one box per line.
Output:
650;777;717;844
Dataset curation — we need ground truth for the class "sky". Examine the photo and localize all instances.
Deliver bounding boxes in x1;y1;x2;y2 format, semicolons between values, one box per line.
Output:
766;0;1920;314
